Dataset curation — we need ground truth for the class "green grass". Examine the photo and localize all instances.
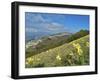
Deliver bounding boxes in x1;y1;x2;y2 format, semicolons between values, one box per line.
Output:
25;35;89;68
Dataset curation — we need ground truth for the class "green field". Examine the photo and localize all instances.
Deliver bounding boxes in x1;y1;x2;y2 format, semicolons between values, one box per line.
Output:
25;35;89;68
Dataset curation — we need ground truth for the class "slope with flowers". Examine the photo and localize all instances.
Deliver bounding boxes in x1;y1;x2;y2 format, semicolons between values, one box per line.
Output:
25;35;89;68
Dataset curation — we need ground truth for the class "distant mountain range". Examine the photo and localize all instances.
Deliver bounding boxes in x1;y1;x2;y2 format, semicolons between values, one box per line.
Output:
25;31;72;42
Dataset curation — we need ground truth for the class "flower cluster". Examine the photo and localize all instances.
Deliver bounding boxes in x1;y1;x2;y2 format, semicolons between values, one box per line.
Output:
56;54;61;61
73;43;83;56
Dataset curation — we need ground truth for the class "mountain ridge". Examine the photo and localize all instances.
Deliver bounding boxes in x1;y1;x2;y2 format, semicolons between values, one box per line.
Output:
26;32;72;58
26;30;89;58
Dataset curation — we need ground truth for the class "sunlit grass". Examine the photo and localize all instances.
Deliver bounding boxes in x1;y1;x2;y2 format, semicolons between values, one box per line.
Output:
25;35;89;68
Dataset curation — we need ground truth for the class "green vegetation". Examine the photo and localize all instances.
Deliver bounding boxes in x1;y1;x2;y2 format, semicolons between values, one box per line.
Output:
66;29;89;42
26;30;89;58
25;35;89;68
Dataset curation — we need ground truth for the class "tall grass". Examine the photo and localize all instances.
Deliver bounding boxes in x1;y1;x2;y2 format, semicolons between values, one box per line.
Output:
25;35;89;68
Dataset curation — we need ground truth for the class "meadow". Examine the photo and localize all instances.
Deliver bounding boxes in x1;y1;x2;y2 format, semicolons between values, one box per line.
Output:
25;35;89;68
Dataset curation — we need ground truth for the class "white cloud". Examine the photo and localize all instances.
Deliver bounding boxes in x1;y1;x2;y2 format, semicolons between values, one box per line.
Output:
25;28;38;33
52;22;62;26
33;14;45;23
26;13;67;33
44;22;64;31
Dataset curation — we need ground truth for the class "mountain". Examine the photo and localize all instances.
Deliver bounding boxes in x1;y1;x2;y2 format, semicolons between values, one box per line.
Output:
25;30;89;58
25;32;51;42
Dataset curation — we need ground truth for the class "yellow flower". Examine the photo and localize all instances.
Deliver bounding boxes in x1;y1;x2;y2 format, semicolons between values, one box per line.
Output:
73;43;83;55
27;58;34;64
56;54;61;61
46;50;49;52
78;48;83;55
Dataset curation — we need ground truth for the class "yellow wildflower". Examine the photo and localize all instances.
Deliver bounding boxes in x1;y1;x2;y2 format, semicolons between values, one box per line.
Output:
27;58;34;64
46;50;49;52
73;43;83;55
56;54;61;61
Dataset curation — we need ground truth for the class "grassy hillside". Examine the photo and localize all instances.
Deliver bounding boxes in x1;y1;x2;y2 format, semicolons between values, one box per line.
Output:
25;35;89;68
25;32;71;58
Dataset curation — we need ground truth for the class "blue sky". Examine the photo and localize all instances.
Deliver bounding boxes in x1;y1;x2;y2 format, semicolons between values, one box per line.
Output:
25;12;89;40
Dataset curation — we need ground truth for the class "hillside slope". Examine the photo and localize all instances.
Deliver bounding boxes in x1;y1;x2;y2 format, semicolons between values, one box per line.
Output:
26;35;89;68
26;32;72;58
26;30;89;58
